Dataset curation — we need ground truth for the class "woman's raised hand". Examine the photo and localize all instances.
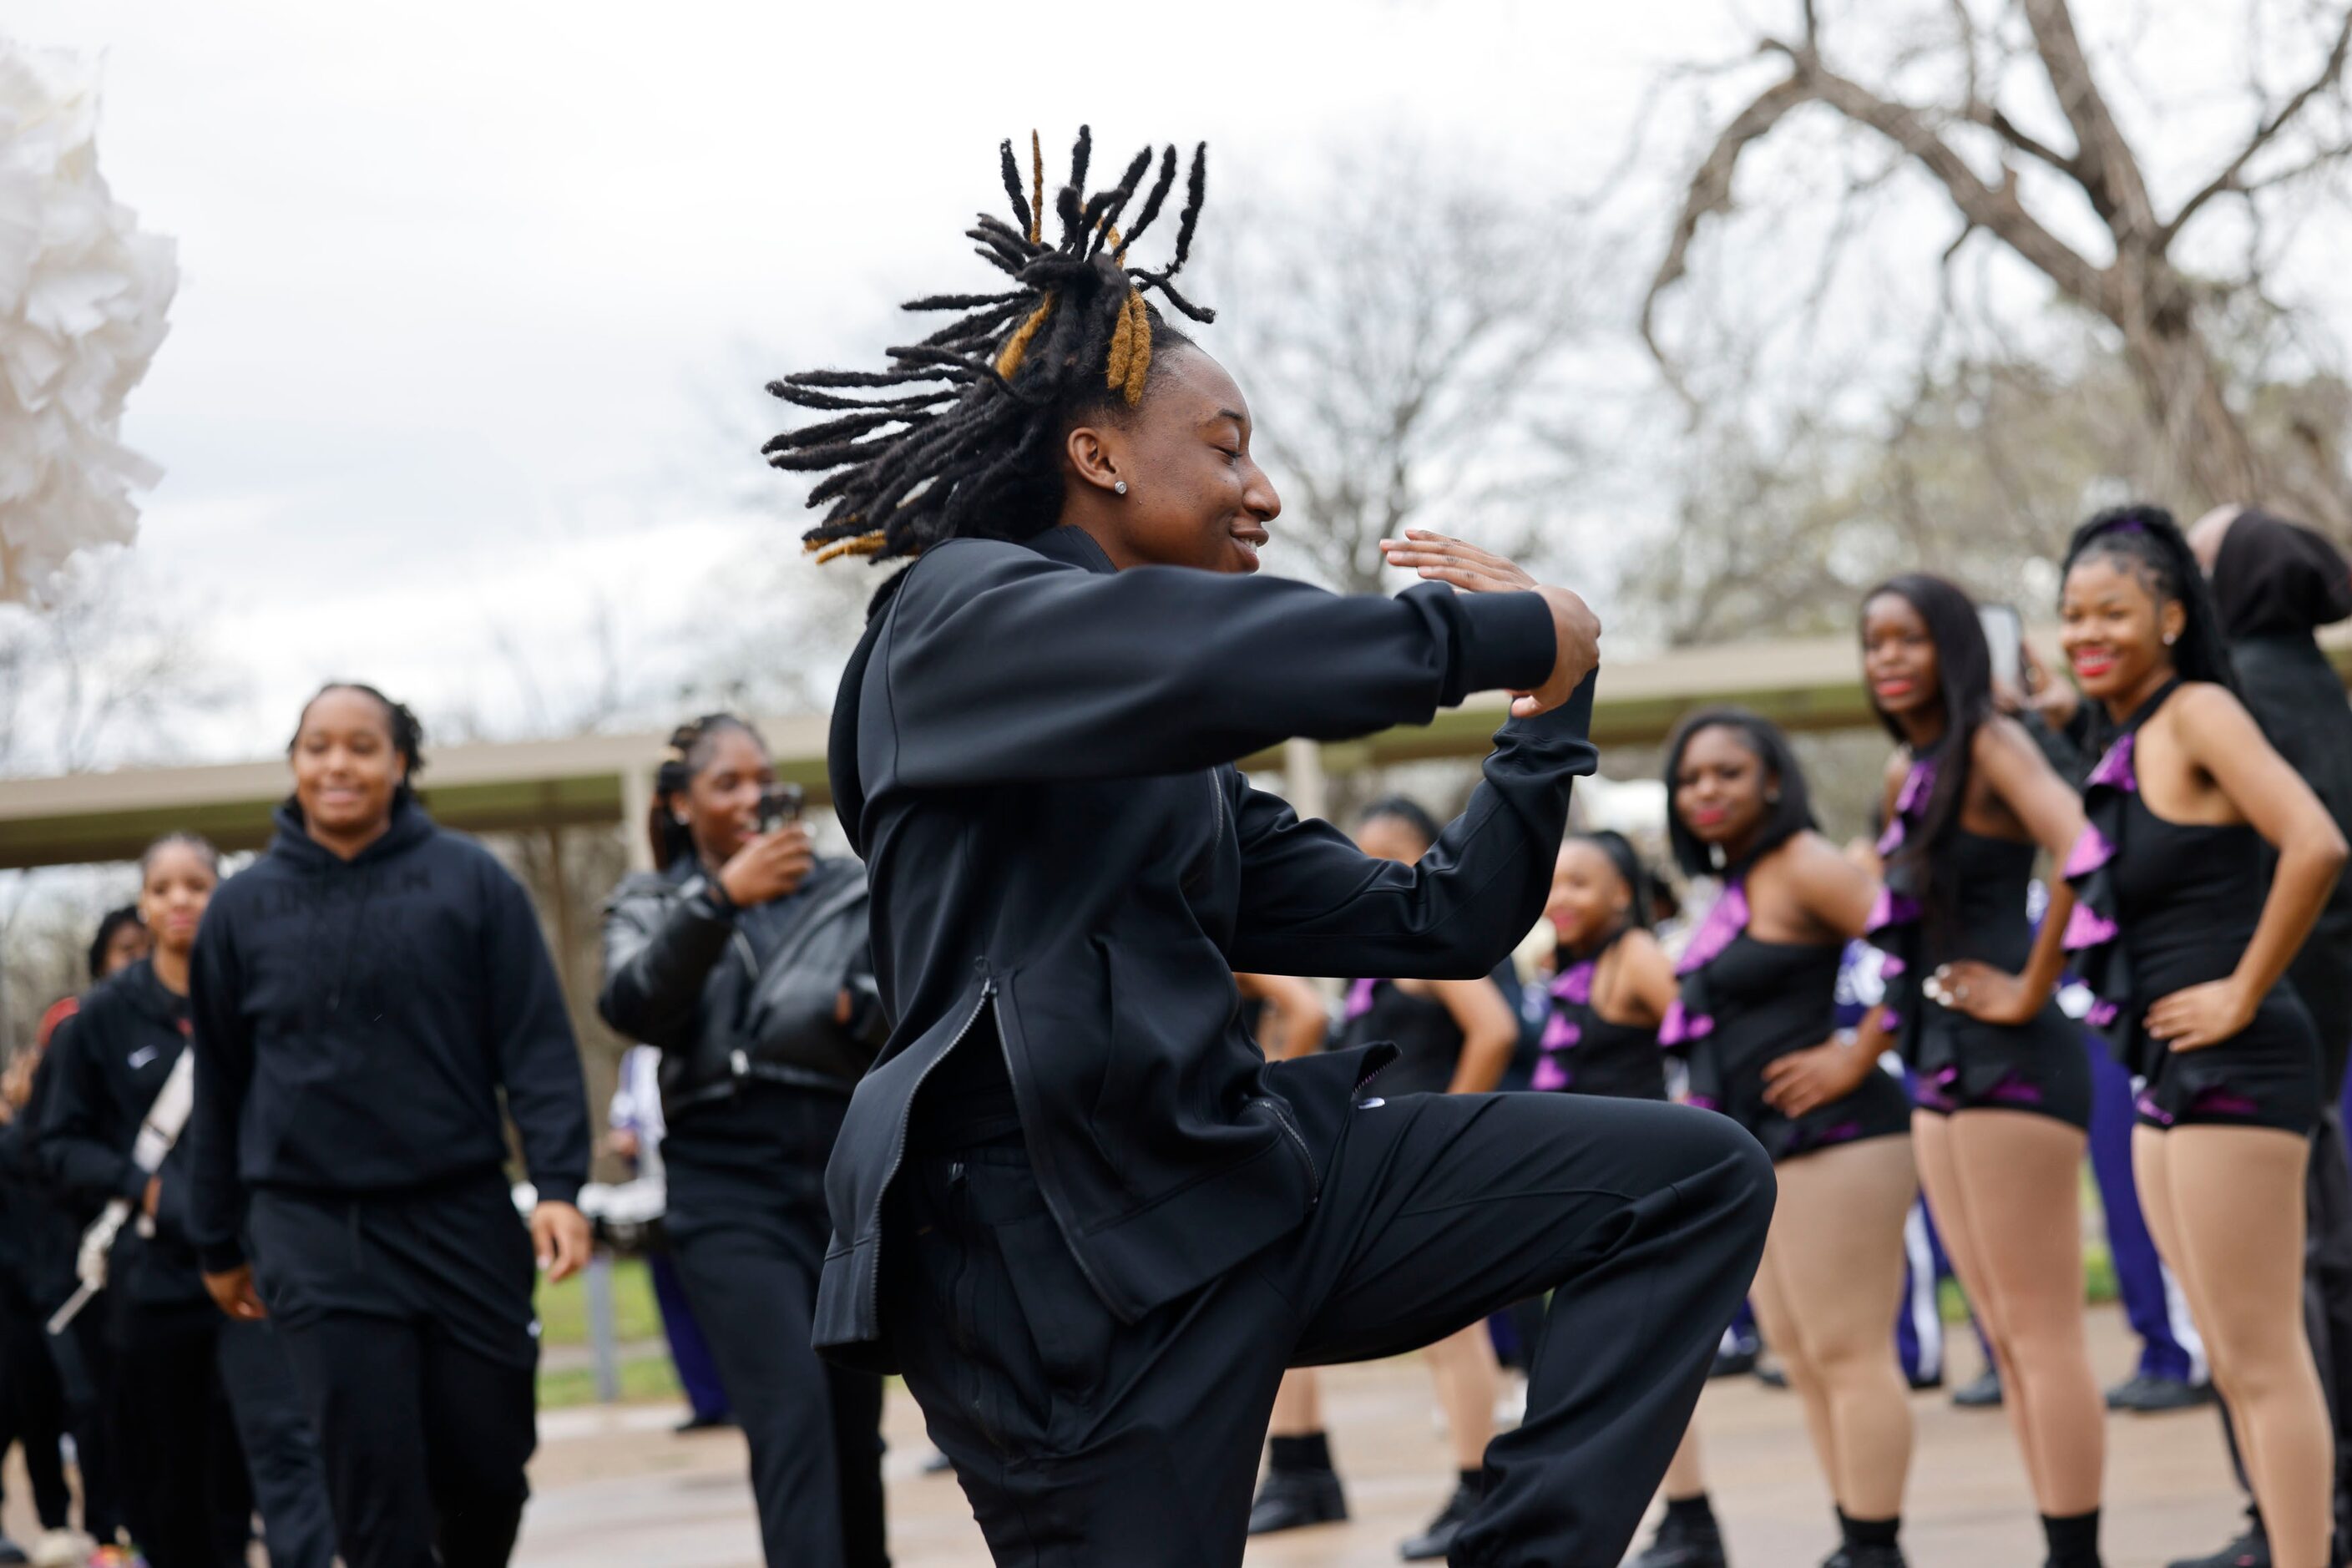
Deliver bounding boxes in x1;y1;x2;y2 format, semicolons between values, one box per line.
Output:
1380;529;1600;717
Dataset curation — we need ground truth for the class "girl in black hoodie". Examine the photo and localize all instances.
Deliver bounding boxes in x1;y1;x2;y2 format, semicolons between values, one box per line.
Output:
186;685;593;1568
41;834;337;1568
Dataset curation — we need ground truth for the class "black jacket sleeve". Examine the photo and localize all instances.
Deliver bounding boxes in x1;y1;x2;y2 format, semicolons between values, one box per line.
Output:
596;876;733;1050
476;856;591;1206
36;1014;142;1206
1228;675;1598;980
188;905;253;1271
879;544;1558;787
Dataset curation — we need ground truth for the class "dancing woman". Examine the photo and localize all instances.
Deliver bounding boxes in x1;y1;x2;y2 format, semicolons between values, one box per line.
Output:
765;128;1774;1566
1859;575;2107;1568
2059;507;2344;1568
1647;711;1917;1568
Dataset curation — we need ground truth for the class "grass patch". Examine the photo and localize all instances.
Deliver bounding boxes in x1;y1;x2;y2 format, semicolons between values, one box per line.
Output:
534;1255;664;1348
538;1352;683;1410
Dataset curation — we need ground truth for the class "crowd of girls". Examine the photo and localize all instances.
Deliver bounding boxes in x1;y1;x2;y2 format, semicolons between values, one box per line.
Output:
1616;504;2343;1568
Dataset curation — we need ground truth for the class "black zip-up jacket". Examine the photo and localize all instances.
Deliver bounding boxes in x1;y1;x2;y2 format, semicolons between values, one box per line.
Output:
37;959;210;1312
186;799;592;1272
2230;632;2352;938
814;524;1595;1368
598;855;889;1142
0;1044;84;1313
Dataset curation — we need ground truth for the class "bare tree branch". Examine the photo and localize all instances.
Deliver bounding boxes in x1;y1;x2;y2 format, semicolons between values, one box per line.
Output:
2162;5;2352;245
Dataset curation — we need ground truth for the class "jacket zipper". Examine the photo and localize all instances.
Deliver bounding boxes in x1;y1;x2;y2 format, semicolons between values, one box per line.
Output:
995;999;1120;1308
867;979;994;1329
1257;1095;1321;1204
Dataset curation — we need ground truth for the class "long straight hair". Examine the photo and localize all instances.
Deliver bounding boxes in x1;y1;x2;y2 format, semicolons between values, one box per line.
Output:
1864;574;1993;931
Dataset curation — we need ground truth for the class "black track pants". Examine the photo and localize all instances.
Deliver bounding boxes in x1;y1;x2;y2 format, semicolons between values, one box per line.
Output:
250;1180;539;1568
217;1317;337;1568
669;1164;888;1568
0;1297;70;1530
884;1090;1775;1567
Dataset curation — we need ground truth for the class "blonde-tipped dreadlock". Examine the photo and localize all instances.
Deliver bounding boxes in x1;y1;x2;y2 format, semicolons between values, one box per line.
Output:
766;126;1214;575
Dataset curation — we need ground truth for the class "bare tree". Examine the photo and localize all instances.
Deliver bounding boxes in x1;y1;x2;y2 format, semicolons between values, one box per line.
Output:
1642;0;2352;533
1207;140;1598;593
0;549;235;776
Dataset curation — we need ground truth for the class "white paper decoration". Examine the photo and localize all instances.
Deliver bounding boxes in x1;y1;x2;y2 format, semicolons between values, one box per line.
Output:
0;42;177;604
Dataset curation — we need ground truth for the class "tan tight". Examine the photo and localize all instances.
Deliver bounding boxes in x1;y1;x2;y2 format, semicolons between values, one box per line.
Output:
1747;1136;1919;1520
1913;1109;2103;1516
1654;1136;1916;1523
2136;1125;2332;1568
1266;1366;1320;1439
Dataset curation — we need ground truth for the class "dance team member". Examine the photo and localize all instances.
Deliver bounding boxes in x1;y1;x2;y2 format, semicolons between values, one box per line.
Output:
1859;575;2107;1567
2058;508;2344;1568
1535;829;1673;1104
766;128;1773;1566
1641;711;1916;1568
2179;504;2352;1568
187;685;593;1568
40;833;336;1568
599;713;891;1568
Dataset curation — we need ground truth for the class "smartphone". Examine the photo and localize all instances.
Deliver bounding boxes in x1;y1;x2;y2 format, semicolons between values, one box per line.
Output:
1979;603;2024;691
756;784;806;834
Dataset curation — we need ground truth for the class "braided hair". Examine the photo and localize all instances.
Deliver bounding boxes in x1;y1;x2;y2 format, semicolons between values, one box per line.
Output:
2061;504;2238;694
288;683;427;810
648;713;766;871
766;128;1215;580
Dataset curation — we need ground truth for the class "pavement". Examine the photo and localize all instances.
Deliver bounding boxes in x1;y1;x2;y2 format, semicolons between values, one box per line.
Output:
0;1302;2255;1565
503;1302;2251;1568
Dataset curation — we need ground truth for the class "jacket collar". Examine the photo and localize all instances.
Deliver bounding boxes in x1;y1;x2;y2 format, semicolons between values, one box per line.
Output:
1022;525;1118;576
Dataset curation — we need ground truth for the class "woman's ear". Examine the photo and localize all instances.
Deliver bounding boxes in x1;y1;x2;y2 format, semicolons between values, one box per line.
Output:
1064;421;1126;497
2160;597;2188;647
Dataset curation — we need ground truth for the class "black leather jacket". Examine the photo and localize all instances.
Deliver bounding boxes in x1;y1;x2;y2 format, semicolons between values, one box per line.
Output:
599;856;888;1125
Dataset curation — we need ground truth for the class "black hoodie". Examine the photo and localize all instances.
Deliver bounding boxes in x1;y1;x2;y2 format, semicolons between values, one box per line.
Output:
814;525;1593;1368
2213;510;2352;935
186;799;591;1272
37;959;211;1312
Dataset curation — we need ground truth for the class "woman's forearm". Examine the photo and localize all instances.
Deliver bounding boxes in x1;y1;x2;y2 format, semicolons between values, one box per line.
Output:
2233;837;2346;1006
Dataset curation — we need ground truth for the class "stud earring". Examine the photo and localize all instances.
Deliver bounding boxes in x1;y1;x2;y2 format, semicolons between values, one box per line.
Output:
2163;631;2178;645
1113;480;1129;496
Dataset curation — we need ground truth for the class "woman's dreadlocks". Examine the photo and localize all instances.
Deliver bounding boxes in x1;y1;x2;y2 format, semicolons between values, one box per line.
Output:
765;127;1214;571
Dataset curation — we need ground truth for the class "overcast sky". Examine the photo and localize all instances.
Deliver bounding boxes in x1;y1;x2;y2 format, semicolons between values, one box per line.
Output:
2;0;1734;759
8;0;2345;767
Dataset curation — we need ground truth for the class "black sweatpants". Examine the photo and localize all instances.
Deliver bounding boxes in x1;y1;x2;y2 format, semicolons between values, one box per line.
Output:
249;1176;539;1568
49;1305;124;1544
668;1160;888;1568
107;1299;250;1568
217;1318;338;1568
0;1294;70;1531
883;1090;1775;1567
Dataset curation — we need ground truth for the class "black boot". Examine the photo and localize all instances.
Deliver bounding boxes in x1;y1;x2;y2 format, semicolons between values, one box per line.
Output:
1247;1466;1346;1534
1628;1497;1729;1568
1823;1510;1907;1568
1399;1474;1482;1561
2166;1523;2271;1568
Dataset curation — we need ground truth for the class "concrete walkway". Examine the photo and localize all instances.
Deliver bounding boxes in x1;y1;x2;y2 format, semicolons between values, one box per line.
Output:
509;1302;2249;1568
